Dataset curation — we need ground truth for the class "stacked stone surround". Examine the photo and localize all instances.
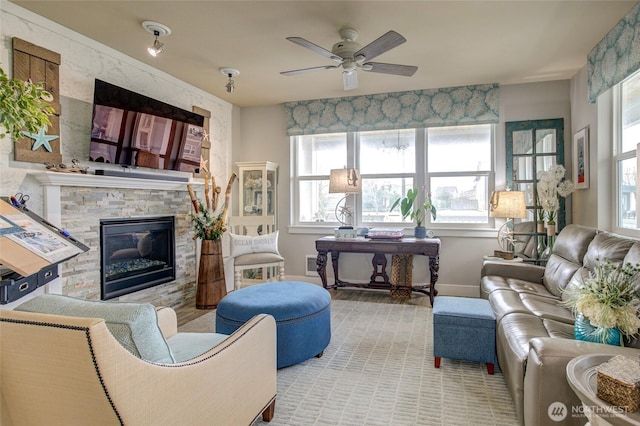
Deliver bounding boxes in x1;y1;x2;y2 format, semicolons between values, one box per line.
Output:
34;172;199;308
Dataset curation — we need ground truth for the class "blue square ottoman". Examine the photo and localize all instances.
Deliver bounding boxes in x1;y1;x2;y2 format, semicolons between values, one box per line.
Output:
216;281;331;369
433;296;497;374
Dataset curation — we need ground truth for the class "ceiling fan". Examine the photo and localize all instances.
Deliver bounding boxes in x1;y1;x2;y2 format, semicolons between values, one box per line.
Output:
280;28;418;91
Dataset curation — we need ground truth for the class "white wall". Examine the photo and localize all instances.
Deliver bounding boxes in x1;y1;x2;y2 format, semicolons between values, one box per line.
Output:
237;80;572;295
0;1;233;217
569;66;599;228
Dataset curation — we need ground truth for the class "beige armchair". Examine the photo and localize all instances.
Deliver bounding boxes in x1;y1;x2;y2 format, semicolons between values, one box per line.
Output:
227;216;285;290
0;295;277;426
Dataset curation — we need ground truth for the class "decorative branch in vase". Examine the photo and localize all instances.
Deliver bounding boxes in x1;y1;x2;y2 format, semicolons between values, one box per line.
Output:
187;172;237;309
187;172;238;241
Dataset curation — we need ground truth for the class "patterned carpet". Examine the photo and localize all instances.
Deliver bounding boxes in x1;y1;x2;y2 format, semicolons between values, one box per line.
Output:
179;297;519;426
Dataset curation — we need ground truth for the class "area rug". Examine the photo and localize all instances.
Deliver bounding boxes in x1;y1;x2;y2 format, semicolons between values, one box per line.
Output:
179;299;519;426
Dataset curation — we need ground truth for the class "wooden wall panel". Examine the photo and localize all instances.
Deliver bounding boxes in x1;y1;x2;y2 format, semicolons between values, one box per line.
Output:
12;38;62;164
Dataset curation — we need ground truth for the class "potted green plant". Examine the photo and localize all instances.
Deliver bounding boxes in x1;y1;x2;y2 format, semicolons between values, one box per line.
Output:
390;187;437;238
0;66;55;140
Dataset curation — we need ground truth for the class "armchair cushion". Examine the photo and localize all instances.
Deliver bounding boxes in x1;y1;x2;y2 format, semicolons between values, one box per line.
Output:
234;252;284;266
166;332;229;362
15;294;174;364
229;231;280;257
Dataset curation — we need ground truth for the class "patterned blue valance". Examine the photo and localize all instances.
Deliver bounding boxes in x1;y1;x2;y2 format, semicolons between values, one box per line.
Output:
588;2;640;103
284;83;499;136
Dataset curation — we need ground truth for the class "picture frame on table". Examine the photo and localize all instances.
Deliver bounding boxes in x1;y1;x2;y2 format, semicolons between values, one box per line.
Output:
573;126;589;190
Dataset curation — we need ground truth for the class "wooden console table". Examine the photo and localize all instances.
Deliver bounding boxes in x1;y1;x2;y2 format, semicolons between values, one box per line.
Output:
315;236;441;306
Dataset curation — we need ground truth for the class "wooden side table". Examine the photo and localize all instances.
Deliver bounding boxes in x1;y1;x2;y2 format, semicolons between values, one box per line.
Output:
566;354;640;426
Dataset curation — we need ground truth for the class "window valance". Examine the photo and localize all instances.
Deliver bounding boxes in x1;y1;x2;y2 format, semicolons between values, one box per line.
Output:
588;1;640;103
284;83;499;136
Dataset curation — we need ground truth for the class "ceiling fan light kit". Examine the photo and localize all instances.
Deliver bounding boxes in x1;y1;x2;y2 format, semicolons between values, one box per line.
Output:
142;21;171;57
281;28;418;91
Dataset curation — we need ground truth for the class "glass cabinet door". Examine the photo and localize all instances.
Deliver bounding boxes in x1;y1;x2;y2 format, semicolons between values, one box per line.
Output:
506;118;564;263
237;161;279;223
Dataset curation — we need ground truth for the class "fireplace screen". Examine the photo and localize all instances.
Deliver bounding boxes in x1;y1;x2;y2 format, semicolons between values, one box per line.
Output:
100;216;175;300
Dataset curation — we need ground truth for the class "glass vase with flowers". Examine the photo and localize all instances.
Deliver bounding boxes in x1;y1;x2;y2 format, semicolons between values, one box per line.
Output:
537;164;574;256
562;258;640;346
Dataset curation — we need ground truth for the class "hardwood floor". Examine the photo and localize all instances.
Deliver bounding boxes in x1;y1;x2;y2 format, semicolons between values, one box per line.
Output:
174;287;432;327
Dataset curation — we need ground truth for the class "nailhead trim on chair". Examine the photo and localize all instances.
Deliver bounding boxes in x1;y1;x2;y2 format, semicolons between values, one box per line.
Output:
0;318;124;425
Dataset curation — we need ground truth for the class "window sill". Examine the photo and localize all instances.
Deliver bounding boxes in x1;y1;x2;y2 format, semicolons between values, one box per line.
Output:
287;224;497;238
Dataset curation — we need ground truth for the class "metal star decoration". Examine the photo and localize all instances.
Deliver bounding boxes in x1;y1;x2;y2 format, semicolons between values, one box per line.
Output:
22;127;59;152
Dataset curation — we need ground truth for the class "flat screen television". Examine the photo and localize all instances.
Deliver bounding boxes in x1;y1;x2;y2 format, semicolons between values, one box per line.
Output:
89;79;204;173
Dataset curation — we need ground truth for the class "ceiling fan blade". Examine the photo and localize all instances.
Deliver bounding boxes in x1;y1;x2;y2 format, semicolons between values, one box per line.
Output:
286;37;343;63
343;70;358;91
354;30;406;62
281;65;338;76
363;62;418;76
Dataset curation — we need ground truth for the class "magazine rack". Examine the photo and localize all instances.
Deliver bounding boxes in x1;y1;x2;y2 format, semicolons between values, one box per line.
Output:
0;198;89;304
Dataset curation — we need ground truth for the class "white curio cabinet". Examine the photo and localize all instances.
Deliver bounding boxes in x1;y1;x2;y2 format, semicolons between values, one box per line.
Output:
236;161;279;224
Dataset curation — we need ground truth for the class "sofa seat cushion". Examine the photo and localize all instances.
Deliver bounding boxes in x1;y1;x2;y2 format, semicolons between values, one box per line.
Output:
15;294;174;363
166;332;229;362
496;312;550;423
542;318;575;339
488;289;532;322
520;293;575;324
482;276;556;300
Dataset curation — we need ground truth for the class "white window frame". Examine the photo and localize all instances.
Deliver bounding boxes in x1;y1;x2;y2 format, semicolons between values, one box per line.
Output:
613;68;640;237
290;125;496;234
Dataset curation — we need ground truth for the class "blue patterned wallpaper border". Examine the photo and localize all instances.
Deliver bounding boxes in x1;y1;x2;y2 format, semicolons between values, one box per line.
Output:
588;1;640;103
284;83;499;136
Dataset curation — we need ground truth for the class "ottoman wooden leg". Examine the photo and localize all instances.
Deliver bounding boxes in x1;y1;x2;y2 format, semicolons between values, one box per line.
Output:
486;363;494;375
434;357;441;368
316;351;323;358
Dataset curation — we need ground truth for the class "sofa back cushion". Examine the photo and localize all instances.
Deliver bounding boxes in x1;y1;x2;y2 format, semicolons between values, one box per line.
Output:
543;225;597;296
16;294;175;364
583;232;635;270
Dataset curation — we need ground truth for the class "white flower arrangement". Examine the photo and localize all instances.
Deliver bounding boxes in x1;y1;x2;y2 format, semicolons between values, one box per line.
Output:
537;164;574;224
562;258;640;339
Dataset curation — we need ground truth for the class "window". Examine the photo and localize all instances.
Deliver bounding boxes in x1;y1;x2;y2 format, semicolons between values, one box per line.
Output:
615;69;640;229
292;124;494;227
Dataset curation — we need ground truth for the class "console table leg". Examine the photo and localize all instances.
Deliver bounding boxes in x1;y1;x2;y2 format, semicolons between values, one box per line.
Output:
429;255;440;306
316;251;328;289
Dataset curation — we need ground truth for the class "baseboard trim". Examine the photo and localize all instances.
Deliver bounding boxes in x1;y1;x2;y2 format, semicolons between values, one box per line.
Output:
284;275;479;298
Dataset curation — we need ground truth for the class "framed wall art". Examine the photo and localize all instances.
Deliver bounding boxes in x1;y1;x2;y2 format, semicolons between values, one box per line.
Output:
573;126;589;189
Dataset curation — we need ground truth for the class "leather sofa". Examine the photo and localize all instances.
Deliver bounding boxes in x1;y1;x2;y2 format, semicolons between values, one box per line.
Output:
0;294;277;425
481;224;640;426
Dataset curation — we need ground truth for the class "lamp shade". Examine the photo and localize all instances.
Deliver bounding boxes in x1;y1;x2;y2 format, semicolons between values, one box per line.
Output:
329;168;361;194
489;191;527;219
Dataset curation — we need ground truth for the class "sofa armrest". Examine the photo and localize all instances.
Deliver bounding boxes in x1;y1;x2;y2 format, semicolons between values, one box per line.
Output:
524;337;639;426
481;261;545;283
155;306;177;339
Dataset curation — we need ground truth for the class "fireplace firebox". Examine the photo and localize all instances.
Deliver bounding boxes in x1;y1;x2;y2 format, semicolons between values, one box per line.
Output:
100;216;175;300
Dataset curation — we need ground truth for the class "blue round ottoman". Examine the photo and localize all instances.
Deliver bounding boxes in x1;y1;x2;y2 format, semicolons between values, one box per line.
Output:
215;281;331;368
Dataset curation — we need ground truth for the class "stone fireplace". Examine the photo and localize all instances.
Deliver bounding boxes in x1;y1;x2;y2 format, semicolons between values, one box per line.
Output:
33;172;198;307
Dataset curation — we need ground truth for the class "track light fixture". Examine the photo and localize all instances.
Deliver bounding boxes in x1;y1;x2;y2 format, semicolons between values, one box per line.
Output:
219;68;240;93
142;21;171;57
148;31;163;57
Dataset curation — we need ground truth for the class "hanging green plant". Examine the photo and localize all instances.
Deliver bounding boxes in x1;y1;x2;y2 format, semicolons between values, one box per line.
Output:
0;67;55;140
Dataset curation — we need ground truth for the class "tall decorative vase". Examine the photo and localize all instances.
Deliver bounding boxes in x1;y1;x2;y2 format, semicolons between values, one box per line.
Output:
196;239;227;309
574;313;623;346
536;222;546;258
540;222;556;260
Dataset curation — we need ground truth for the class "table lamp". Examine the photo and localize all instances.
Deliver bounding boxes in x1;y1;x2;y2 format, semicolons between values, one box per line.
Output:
489;190;527;258
329;168;361;229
